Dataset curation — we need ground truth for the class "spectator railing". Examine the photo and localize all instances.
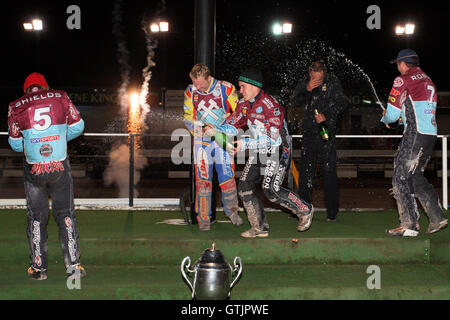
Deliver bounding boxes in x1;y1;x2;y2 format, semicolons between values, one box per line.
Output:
0;132;448;209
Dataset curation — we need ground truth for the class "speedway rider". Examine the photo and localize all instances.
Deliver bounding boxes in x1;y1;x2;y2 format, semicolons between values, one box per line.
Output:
208;68;314;238
183;63;242;231
381;49;448;236
8;72;86;280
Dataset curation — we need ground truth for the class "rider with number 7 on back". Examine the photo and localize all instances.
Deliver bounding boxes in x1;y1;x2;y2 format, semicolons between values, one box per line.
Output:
381;49;448;237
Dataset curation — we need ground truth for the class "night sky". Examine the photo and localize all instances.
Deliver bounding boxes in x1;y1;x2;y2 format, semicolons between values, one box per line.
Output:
1;0;449;101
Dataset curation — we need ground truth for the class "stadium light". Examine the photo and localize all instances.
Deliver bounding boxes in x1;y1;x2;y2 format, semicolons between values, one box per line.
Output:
150;23;160;32
405;24;415;35
159;21;169;32
23;23;33;30
272;23;283;35
395;25;405;35
395;23;415;36
23;19;44;31
32;19;43;30
272;22;292;35
150;21;169;33
282;23;292;34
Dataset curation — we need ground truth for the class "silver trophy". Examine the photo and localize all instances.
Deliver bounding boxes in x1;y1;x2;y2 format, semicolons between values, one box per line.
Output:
181;242;243;300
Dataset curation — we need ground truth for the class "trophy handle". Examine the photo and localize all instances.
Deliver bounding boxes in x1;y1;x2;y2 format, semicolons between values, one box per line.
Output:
181;256;195;299
229;256;243;294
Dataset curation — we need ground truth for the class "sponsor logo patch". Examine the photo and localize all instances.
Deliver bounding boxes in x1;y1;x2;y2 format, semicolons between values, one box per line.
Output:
30;160;65;175
390;88;400;96
288;193;309;212
196;148;209;179
31;135;60;144
40;144;53;157
393;77;404;88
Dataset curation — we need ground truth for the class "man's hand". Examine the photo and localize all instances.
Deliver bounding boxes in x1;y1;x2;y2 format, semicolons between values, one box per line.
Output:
306;71;324;92
203;123;216;136
381;109;390;129
315;113;326;123
306;78;322;92
229;140;242;155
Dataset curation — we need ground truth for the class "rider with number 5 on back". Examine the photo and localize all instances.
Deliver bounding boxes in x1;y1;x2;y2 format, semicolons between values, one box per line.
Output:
8;72;86;280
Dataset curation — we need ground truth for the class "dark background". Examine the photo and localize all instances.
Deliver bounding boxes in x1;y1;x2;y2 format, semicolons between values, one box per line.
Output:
1;0;449;105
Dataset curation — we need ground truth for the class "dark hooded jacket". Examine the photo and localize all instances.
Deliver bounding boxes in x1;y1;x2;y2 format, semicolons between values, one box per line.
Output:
290;73;348;139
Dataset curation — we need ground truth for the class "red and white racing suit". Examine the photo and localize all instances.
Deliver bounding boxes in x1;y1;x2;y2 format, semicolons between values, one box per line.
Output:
218;90;312;231
381;67;447;229
8;88;84;271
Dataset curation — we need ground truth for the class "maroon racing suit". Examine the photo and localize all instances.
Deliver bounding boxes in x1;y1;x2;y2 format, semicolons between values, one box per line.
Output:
8;88;84;272
381;67;447;230
218;90;312;231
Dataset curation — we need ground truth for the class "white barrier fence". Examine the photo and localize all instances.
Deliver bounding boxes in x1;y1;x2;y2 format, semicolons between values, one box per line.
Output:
0;132;448;209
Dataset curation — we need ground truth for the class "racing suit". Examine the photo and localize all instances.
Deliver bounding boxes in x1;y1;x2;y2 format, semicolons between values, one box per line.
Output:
183;77;239;224
381;67;446;229
8;89;85;271
218;90;312;231
290;74;348;219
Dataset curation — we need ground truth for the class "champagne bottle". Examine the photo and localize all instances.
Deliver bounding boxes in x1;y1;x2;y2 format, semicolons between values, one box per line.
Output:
314;109;329;142
213;131;234;151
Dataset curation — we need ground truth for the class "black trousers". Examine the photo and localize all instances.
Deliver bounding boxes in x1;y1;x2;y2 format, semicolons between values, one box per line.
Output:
298;134;339;219
238;146;312;230
24;158;81;270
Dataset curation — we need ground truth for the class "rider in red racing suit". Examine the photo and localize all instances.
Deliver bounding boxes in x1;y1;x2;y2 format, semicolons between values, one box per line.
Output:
214;68;314;238
382;49;448;236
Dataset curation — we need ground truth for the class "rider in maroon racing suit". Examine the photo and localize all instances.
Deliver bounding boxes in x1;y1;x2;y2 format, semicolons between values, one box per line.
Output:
381;49;448;236
212;68;314;238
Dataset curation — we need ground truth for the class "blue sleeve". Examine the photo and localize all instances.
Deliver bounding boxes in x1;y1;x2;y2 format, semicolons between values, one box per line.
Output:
381;104;401;124
215;123;238;136
8;137;24;152
67;119;85;141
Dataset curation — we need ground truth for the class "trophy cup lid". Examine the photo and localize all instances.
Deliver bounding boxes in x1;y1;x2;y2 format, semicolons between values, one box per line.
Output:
199;242;227;265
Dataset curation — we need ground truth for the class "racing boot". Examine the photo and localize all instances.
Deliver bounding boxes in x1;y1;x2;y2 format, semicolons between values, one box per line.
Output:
227;212;243;226
241;227;269;238
385;226;419;237
297;205;314;232
66;264;87;279
426;219;448;234
196;215;211;231
27;266;47;280
240;198;269;238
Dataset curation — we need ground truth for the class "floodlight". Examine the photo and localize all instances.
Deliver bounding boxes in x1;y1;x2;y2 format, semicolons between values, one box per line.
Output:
150;23;160;32
395;26;405;35
405;24;415;35
272;23;283;35
282;23;292;33
23;23;33;31
32;19;43;31
159;21;169;32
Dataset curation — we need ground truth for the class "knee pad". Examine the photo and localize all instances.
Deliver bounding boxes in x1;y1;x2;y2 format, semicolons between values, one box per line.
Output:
262;186;278;203
196;180;212;195
195;180;212;219
220;179;236;194
238;189;255;202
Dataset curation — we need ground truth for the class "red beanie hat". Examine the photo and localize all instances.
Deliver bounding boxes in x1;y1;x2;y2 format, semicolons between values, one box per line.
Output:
23;72;49;92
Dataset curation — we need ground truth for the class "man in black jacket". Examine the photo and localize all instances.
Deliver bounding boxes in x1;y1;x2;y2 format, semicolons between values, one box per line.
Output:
290;61;348;221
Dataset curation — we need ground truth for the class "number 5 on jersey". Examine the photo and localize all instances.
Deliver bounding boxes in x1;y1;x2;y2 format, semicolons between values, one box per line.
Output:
33;107;52;131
